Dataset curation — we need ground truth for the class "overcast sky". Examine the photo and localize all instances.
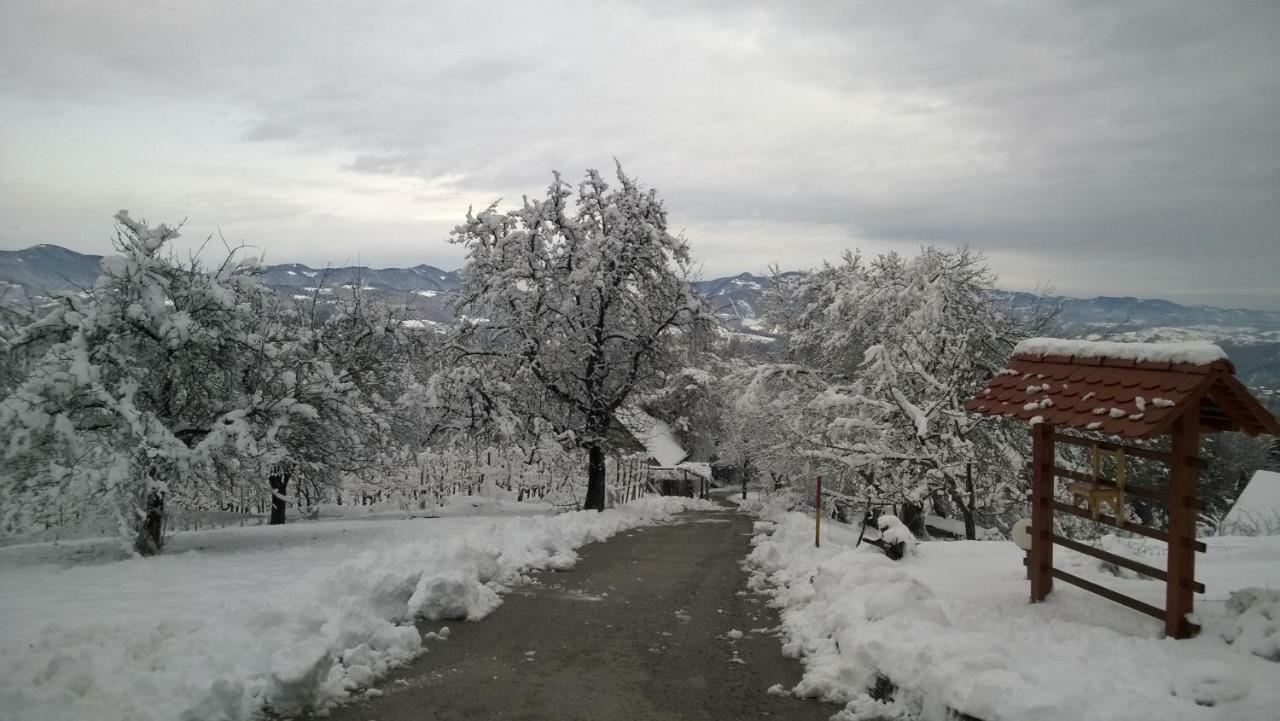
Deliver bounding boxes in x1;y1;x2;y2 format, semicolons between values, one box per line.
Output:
1;1;1277;308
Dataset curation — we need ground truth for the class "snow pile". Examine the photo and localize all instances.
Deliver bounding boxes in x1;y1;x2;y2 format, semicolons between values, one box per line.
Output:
0;495;714;721
744;507;1280;721
1208;588;1280;662
876;514;916;553
1014;337;1227;365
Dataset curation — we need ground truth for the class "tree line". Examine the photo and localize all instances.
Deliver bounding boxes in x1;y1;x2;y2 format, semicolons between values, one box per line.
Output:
3;164;1271;556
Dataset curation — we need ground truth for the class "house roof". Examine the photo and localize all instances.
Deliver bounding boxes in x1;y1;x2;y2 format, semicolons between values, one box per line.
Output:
964;339;1280;438
614;408;688;466
1223;470;1280;532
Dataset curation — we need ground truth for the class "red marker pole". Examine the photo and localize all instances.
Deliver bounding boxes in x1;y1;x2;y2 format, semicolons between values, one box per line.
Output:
815;475;822;548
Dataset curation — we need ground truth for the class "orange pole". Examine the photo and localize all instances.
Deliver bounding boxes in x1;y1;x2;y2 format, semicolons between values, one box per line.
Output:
815;476;822;548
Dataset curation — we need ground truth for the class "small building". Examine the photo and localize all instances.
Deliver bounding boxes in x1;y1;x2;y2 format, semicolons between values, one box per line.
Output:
612;408;712;497
614;407;688;467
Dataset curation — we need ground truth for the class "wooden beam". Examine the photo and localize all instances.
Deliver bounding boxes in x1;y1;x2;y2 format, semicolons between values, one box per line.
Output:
1050;433;1177;464
1051;466;1183;506
1048;566;1166;621
1051;500;1207;552
1030;423;1055;602
1166;411;1200;639
1051;533;1204;593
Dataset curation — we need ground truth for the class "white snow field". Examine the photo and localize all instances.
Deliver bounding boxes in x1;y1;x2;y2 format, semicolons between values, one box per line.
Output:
744;501;1280;721
0;495;715;721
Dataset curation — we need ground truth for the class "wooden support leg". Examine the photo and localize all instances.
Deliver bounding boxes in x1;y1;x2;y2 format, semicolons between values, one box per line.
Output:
1166;412;1199;638
1030;423;1055;602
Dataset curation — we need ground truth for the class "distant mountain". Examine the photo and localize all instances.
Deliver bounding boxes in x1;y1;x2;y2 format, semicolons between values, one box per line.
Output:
992;290;1280;333
0;245;103;296
0;244;462;297
2;245;1277;389
258;263;461;293
692;271;805;334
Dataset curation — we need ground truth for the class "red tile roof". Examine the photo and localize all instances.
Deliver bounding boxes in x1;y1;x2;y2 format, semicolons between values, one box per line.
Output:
965;352;1280;438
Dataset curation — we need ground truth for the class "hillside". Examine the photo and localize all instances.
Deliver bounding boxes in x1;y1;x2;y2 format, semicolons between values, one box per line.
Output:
0;245;102;296
3;245;1278;389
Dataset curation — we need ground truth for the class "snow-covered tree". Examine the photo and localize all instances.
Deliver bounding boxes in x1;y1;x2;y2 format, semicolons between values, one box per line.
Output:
253;285;415;524
642;367;723;462
0;212;406;552
449;165;706;510
735;248;1053;535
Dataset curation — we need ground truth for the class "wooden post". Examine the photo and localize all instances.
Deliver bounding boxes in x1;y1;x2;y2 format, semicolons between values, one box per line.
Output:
815;476;823;548
1166;410;1200;638
1030;423;1055;602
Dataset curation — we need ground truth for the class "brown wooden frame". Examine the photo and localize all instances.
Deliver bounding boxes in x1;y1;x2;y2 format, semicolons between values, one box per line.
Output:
969;347;1280;640
1028;410;1203;638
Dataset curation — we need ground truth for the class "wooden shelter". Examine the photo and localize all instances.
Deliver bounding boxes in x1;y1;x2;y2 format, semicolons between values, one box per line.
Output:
965;339;1280;638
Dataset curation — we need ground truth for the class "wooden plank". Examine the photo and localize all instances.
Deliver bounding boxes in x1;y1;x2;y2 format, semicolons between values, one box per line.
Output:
1048;567;1166;621
1051;500;1207;552
1166;411;1200;639
1051;433;1176;464
1052;466;1169;504
1030;424;1054;602
1051;533;1204;593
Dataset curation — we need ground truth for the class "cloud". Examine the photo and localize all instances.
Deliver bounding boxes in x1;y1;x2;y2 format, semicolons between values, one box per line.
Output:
0;0;1276;307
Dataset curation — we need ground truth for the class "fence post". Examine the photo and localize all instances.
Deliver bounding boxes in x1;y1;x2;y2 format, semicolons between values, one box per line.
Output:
815;475;823;548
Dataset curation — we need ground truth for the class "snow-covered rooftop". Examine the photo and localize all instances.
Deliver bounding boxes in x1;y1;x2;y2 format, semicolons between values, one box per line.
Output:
1223;469;1280;532
615;408;687;467
1014;337;1227;365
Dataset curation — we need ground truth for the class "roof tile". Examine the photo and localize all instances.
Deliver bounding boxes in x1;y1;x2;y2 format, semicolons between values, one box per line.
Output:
966;352;1274;438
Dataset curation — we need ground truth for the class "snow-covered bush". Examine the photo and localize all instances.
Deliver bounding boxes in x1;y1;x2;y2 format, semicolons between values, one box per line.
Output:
876;514;917;557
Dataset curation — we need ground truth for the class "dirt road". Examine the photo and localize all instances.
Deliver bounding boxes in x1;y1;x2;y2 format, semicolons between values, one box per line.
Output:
317;501;834;720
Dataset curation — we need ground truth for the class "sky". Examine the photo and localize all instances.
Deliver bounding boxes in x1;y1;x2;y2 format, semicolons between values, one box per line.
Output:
1;1;1277;309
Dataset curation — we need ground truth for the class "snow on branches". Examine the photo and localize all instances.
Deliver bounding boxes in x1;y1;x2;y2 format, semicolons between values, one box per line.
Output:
729;248;1052;535
0;213;408;553
447;165;709;510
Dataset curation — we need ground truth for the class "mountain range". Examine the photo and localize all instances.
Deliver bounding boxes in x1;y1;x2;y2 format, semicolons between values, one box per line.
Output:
3;245;1278;389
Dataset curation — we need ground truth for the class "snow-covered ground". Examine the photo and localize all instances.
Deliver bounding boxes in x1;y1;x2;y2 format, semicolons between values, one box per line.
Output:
743;498;1280;721
0;495;714;721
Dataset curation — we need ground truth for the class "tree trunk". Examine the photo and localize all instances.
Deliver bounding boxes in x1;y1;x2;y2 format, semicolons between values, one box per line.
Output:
899;500;925;536
134;490;165;556
583;443;607;511
269;466;289;525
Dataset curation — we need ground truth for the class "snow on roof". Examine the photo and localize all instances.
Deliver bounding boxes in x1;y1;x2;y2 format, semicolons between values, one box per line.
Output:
1014;338;1227;365
615;408;687;467
1223;470;1280;531
676;461;712;481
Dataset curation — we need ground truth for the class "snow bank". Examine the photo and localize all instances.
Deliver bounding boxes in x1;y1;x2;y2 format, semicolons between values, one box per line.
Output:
1212;588;1280;662
0;496;714;721
744;505;1280;721
1014;337;1227;365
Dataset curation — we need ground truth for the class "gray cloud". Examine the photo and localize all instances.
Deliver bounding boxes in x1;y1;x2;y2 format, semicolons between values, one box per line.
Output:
0;0;1276;307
